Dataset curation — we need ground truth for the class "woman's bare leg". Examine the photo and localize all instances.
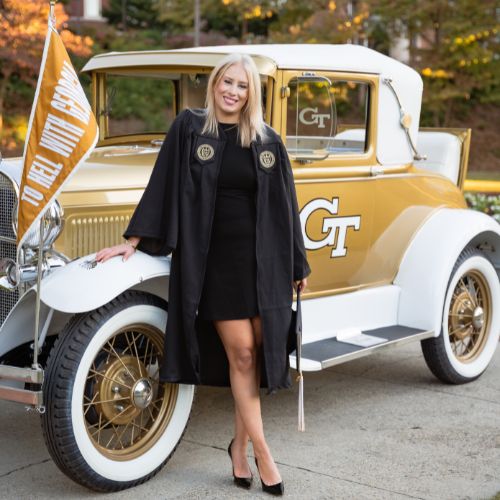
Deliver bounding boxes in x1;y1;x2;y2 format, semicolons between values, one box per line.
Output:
231;405;250;476
231;314;262;470
214;316;281;485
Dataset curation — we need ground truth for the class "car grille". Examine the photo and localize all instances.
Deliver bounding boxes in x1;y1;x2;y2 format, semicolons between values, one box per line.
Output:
0;172;19;327
63;214;132;259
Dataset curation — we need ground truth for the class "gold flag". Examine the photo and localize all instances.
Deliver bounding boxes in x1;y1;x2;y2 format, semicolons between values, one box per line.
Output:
17;13;98;248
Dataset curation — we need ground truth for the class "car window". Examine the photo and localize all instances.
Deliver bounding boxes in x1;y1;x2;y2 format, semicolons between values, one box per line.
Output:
105;74;176;136
286;78;369;159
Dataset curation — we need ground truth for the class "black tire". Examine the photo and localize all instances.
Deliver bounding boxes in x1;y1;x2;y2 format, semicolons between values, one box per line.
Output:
40;290;195;492
421;246;500;384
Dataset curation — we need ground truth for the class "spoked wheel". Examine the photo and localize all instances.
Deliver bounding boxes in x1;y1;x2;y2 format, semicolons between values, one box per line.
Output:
447;269;490;362
83;324;177;460
422;246;500;384
41;291;194;492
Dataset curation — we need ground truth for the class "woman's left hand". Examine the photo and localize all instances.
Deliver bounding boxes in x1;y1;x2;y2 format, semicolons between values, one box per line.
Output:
293;277;308;292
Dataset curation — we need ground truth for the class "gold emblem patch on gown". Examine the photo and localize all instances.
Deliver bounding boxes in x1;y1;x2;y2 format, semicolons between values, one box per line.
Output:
259;150;276;168
197;143;215;161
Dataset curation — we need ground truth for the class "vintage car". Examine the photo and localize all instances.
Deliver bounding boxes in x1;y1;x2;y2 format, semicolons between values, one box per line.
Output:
0;44;499;492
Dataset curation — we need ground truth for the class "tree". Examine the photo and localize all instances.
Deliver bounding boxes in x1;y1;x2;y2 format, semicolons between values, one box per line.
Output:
371;0;500;125
268;0;370;44
152;0;276;40
0;0;93;132
103;0;164;30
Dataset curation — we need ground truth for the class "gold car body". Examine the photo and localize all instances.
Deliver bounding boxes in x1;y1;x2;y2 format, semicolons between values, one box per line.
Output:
57;44;470;300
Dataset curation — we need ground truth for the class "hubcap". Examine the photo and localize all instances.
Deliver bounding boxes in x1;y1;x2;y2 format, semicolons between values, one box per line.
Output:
448;270;491;362
472;307;484;329
132;378;154;409
83;325;178;459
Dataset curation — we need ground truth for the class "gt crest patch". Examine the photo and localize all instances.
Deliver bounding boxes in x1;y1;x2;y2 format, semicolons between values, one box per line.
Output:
259;150;275;169
196;143;215;161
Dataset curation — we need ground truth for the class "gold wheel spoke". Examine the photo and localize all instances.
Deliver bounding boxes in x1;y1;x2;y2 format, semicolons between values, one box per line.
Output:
146;405;156;424
93;404;135;441
123;330;136;358
111;421;130;450
468;279;480;306
131;417;150;434
116;421;132;449
103;335;116;365
458;278;476;306
142;338;151;366
449;323;471;336
107;342;136;381
88;368;132;390
96;412;103;445
83;396;129;408
150;400;164;414
130;416;136;444
462;337;470;353
88;404;133;440
105;423;121;449
125;331;142;373
449;313;473;318
83;392;100;416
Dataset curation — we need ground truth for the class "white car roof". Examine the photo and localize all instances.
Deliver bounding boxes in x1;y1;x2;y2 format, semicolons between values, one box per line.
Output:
179;43;420;81
83;44;423;166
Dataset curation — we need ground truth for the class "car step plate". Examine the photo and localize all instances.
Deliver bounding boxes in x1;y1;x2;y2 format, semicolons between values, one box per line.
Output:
291;325;434;371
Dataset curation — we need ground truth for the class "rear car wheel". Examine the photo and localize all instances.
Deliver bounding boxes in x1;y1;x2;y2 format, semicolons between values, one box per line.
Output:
41;291;194;492
422;246;500;384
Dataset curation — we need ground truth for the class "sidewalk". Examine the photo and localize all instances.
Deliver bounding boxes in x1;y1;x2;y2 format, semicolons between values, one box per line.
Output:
1;342;499;499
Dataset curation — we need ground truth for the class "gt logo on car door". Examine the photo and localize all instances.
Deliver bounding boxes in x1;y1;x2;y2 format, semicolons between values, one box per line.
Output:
300;197;361;258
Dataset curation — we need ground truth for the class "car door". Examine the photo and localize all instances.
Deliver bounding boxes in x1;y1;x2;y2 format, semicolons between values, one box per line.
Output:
279;70;381;296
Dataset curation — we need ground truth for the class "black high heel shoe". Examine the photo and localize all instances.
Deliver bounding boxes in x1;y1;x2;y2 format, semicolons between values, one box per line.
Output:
227;439;253;489
254;457;284;496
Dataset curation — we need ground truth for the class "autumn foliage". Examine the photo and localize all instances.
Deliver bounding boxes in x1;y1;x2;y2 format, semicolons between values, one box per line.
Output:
0;0;93;141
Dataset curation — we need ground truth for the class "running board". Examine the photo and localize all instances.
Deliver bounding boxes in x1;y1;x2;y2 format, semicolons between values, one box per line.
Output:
290;326;434;371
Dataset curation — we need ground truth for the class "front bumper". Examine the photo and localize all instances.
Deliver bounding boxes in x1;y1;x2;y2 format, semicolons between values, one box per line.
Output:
0;364;43;406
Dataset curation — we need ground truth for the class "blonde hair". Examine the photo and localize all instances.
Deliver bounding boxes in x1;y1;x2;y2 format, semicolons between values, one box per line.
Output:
201;53;267;147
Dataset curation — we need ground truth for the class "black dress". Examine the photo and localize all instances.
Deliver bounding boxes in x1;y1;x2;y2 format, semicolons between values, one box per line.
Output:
197;122;259;320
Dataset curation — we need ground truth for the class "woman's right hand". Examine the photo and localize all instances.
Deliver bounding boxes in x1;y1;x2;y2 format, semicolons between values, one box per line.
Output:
95;237;140;263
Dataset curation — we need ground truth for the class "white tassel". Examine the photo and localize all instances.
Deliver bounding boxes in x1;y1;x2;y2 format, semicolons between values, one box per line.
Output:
295;287;305;431
297;373;305;431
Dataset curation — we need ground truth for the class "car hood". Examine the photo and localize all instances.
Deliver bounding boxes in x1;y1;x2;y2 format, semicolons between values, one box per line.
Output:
0;145;159;192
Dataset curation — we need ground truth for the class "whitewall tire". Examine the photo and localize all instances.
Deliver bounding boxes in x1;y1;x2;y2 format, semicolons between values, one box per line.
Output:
41;291;194;492
422;246;500;383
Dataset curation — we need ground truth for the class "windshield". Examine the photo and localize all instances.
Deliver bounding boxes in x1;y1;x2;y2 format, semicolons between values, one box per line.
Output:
99;71;269;139
103;73;177;136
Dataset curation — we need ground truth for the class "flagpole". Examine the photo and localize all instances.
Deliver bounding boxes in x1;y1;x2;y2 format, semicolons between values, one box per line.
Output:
31;0;56;371
49;0;56;23
17;0;98;377
32;214;46;369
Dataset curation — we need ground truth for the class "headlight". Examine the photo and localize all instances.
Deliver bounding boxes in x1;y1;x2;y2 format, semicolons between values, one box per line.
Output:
12;199;64;249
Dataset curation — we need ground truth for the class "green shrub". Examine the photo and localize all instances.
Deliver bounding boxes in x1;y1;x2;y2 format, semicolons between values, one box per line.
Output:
464;192;500;223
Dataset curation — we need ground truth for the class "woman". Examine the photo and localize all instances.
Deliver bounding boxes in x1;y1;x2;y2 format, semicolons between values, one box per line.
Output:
96;53;310;496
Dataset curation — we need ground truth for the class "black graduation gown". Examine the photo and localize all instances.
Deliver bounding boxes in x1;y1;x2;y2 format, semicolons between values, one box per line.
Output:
123;108;311;393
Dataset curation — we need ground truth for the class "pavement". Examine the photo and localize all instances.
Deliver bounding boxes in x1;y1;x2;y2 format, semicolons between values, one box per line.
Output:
1;341;499;500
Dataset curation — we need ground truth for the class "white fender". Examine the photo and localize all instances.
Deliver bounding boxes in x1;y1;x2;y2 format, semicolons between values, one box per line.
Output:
0;252;171;358
394;208;500;336
40;251;171;313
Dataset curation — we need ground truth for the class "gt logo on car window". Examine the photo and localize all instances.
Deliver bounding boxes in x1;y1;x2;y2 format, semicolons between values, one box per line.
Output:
299;107;331;129
300;197;360;257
